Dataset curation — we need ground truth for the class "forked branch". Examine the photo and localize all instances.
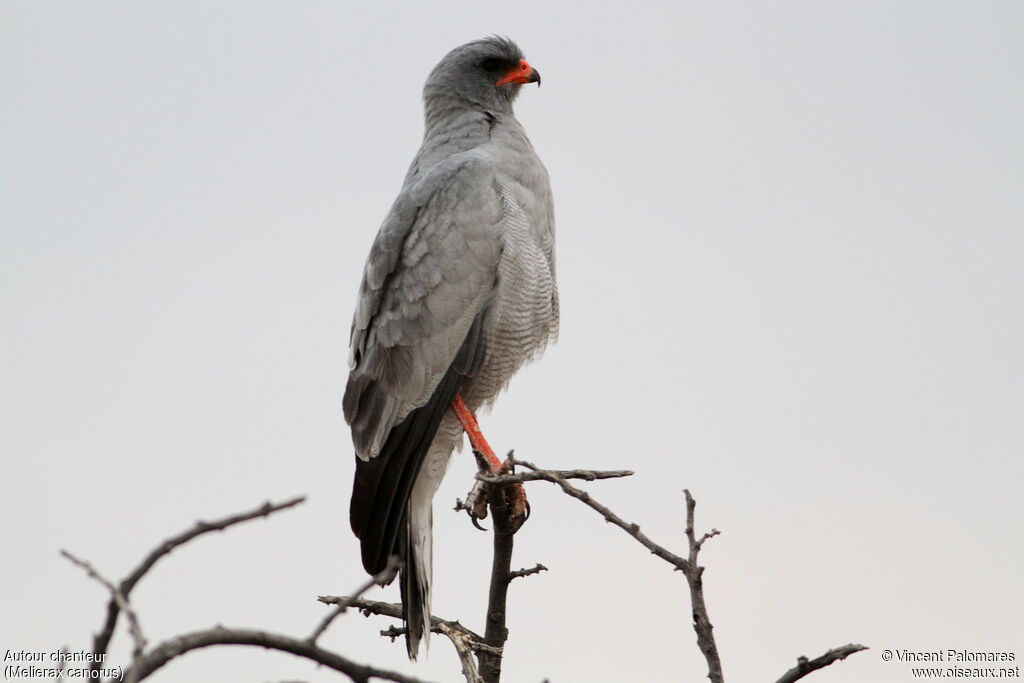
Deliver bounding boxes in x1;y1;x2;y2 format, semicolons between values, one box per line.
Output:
67;495;446;683
81;494;306;674
476;458;866;683
65;461;865;683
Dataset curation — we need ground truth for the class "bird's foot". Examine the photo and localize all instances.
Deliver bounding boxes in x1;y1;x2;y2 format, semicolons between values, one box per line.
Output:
464;451;529;533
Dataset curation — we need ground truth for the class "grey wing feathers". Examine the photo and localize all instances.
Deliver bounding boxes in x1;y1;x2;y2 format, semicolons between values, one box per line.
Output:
344;155;503;573
344;155;503;460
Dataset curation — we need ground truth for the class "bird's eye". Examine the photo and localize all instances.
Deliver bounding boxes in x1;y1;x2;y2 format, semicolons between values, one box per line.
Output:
480;58;501;72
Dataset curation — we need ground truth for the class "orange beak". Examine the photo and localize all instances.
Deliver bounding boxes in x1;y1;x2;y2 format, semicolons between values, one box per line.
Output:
496;58;541;87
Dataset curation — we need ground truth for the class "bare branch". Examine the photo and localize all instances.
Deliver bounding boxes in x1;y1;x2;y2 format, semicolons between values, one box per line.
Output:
119;626;440;683
490;461;727;682
380;624;404;641
506;458;691;573
478;469;633;485
87;495;306;668
124;495;308;589
477;481;515;683
319;595;402;619
491;466;726;682
683;489;723;683
70;462;864;683
59;549;147;659
508;563;547;581
435;622;484;683
696;529;721;549
322;596;493;683
774;644;870;683
319;596;498;656
308;556;401;644
502;461;867;683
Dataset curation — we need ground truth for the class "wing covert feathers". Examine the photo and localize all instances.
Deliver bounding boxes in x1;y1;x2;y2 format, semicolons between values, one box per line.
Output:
344;156;502;462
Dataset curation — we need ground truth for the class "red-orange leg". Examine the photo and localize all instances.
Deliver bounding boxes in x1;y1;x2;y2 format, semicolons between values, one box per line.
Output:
451;393;528;524
451;393;502;470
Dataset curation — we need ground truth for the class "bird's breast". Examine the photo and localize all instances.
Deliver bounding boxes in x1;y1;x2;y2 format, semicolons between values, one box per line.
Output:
462;181;558;408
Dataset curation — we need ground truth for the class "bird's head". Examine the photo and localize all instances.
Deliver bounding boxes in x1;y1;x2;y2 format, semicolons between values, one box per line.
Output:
423;36;541;116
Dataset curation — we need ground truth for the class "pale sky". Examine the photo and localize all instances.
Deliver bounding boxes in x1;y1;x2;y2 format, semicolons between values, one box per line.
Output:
2;2;1022;682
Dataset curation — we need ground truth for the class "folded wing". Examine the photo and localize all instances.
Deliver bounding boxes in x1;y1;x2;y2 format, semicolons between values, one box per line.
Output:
344;154;503;573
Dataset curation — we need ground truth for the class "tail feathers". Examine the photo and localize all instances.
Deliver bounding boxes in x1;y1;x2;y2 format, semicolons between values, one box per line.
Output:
400;505;433;660
350;366;461;575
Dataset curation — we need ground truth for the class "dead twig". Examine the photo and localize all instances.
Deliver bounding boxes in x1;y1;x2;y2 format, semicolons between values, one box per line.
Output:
435;621;484;683
491;461;721;682
498;458;691;573
378;622;484;683
86;495;306;674
320;596;491;650
322;595;497;683
119;626;439;683
478;469;633;485
68;493;447;683
498;459;866;683
59;550;147;659
308;556;401;644
774;643;870;683
508;563;547;581
683;489;723;683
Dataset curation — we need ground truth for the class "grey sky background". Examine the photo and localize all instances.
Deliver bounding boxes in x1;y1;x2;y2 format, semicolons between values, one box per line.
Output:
2;2;1021;682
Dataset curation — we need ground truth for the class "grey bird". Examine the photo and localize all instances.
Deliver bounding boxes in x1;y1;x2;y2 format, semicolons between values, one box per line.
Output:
343;36;558;659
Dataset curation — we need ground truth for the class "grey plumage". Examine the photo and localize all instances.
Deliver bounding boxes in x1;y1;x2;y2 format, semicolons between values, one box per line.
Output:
344;36;557;659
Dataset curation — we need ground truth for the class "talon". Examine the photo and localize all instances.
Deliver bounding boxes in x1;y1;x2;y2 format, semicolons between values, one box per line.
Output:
511;495;528;531
452;394;530;534
469;512;488;531
463;474;490;527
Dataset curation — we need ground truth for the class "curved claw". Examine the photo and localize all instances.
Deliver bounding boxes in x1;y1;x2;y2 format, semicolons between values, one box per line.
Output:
469;511;488;531
506;497;530;534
